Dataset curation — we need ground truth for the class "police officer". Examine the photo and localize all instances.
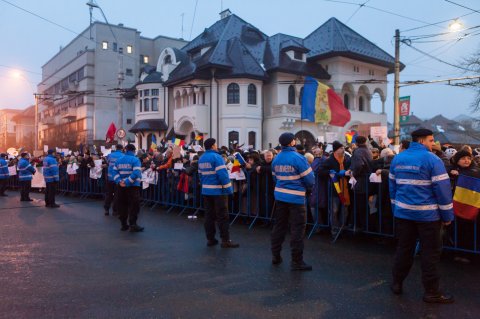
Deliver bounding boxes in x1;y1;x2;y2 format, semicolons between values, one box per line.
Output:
113;144;144;232
389;128;454;303
198;138;239;248
43;149;60;208
0;153;9;196
271;132;315;271
18;152;36;201
104;144;124;216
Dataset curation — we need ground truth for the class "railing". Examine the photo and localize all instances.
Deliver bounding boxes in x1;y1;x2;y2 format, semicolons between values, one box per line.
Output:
5;167;479;255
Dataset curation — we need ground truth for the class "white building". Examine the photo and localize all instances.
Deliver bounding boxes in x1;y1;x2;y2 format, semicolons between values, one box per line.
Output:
37;22;186;149
133;10;401;150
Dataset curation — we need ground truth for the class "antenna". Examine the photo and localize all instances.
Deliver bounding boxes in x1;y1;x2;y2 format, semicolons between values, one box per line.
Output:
180;13;185;39
86;0;99;40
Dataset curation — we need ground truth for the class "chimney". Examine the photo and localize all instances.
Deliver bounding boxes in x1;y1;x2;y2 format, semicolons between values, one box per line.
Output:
118;23;124;27
220;9;231;20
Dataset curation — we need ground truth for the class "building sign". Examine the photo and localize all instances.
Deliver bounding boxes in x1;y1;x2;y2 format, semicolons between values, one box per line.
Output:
399;96;410;123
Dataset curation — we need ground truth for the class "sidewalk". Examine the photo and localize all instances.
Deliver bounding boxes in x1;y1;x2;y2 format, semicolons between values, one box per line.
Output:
0;192;479;318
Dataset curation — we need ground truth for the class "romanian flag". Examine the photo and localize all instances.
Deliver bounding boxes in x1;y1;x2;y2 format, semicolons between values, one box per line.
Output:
345;131;357;144
150;135;157;152
453;174;480;220
195;134;203;141
234;152;246;166
331;173;348;205
172;138;185;146
301;76;351;127
231;159;241;173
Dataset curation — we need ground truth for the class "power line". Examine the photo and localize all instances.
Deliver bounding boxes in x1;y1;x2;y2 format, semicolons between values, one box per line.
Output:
190;0;199;40
345;0;370;24
445;0;480;14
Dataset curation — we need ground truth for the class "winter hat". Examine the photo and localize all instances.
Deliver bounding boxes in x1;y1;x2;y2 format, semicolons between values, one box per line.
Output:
444;148;457;160
453;150;472;164
48;149;55;155
332;141;343;153
279;132;295;146
204;138;216;150
411;128;433;139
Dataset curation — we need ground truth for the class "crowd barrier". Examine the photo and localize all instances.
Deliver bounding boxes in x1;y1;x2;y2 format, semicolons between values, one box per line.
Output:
5;165;479;255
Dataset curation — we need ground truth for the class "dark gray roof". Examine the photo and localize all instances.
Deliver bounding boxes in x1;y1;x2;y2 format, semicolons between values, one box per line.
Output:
400;114;424;126
129;119;168;133
434;131;480;146
142;71;163;84
304;18;401;73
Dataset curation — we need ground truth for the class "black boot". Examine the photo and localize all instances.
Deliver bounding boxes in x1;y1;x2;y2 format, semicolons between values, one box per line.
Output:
390;282;403;295
272;255;283;265
291;261;312;271
423;291;454;304
221;240;239;248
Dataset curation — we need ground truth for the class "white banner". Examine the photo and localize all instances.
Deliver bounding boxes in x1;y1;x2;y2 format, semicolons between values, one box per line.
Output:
8;166;16;176
32;168;46;188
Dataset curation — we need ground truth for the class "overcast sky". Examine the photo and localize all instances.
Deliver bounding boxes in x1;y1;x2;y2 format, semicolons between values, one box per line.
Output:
0;0;478;122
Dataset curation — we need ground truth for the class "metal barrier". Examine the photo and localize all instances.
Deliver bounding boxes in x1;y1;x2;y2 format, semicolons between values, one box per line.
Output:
5;165;479;255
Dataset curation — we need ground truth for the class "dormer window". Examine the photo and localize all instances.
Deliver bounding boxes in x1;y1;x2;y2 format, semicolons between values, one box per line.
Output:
294;51;303;60
164;55;172;64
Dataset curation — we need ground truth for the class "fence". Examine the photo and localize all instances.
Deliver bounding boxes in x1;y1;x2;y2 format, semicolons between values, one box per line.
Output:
5;165;479;255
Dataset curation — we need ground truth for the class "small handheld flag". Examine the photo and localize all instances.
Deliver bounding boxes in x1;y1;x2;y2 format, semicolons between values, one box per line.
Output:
453;174;480;220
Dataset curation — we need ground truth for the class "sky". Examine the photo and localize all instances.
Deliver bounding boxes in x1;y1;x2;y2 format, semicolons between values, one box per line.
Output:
0;0;479;122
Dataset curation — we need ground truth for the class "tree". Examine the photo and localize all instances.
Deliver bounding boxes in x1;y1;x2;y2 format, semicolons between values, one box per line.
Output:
463;52;480;111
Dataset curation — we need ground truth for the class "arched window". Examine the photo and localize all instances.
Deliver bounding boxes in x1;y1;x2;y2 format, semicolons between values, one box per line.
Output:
344;94;349;109
359;96;364;111
137;134;143;150
227;83;240;104
299;86;304;105
146;133;153;150
288;85;296;105
228;130;239;146
151;97;159;111
248;84;257;105
193;93;197;105
248;131;256;149
139;99;143;112
164;55;172;64
144;98;150;112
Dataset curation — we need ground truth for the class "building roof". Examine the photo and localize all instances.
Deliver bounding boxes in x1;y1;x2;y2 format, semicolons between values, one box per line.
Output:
400;114;424;126
129;119;168;133
11;105;35;122
434;131;480;146
142;71;164;84
304;18;402;73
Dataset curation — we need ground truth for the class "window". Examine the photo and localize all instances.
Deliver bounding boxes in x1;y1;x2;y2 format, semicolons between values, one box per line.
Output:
359;96;364;111
344;94;349;109
126;119;132;125
288;85;296;105
127;45;133;54
152;98;159;111
144;89;150;96
113;42;117;52
228;131;239;146
139;99;143;112
126;68;133;76
227;83;240;104
293;51;303;60
299;86;304;105
248;84;257;105
151;89;159;96
248;131;256;149
353;65;360;73
138;134;143;150
77;67;85;80
143;55;149;64
144;98;150;112
146;134;153;149
102;41;108;50
202;91;206;104
193;93;197;105
139;90;143;97
164;55;172;64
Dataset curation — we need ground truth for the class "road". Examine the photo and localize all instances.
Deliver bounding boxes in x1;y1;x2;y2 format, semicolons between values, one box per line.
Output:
0;192;479;318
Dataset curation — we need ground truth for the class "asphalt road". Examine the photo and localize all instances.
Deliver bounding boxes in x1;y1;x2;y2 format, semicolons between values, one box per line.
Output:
0;191;479;319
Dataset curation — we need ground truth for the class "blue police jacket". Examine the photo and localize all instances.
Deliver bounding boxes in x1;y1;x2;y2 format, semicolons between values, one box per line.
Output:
43;154;59;183
389;142;454;222
0;158;9;180
107;150;124;182
272;146;315;205
113;151;142;187
198;150;233;196
17;158;36;181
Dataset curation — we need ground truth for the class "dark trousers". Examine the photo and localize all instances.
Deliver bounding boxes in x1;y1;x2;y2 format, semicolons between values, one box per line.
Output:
0;179;7;194
104;180;118;212
271;200;307;263
45;182;57;206
392;218;442;292
19;180;32;200
204;195;230;241
117;186;141;226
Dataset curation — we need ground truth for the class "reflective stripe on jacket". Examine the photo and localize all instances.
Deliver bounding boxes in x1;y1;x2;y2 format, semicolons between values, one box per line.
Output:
112;151;142;187
107;150;124;181
43;155;59;183
17;158;36;181
389;142;454;222
0;158;8;180
272;146;315;205
198;150;233;196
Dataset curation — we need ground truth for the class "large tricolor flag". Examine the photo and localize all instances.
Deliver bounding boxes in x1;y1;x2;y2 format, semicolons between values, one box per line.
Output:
150;135;157;152
301;76;351;127
453;174;480;220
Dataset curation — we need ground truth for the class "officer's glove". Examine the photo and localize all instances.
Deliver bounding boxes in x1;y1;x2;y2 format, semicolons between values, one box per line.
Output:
337;170;346;177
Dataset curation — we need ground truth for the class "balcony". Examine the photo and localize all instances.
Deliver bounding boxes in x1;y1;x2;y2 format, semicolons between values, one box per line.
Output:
42;116;56;126
61;108;77;120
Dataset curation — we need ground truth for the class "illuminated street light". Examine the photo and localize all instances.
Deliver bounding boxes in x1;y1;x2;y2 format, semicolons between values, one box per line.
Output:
448;19;464;32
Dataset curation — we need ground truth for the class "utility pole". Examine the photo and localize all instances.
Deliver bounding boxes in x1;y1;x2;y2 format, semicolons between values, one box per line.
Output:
34;93;39;151
117;50;124;132
393;29;401;146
